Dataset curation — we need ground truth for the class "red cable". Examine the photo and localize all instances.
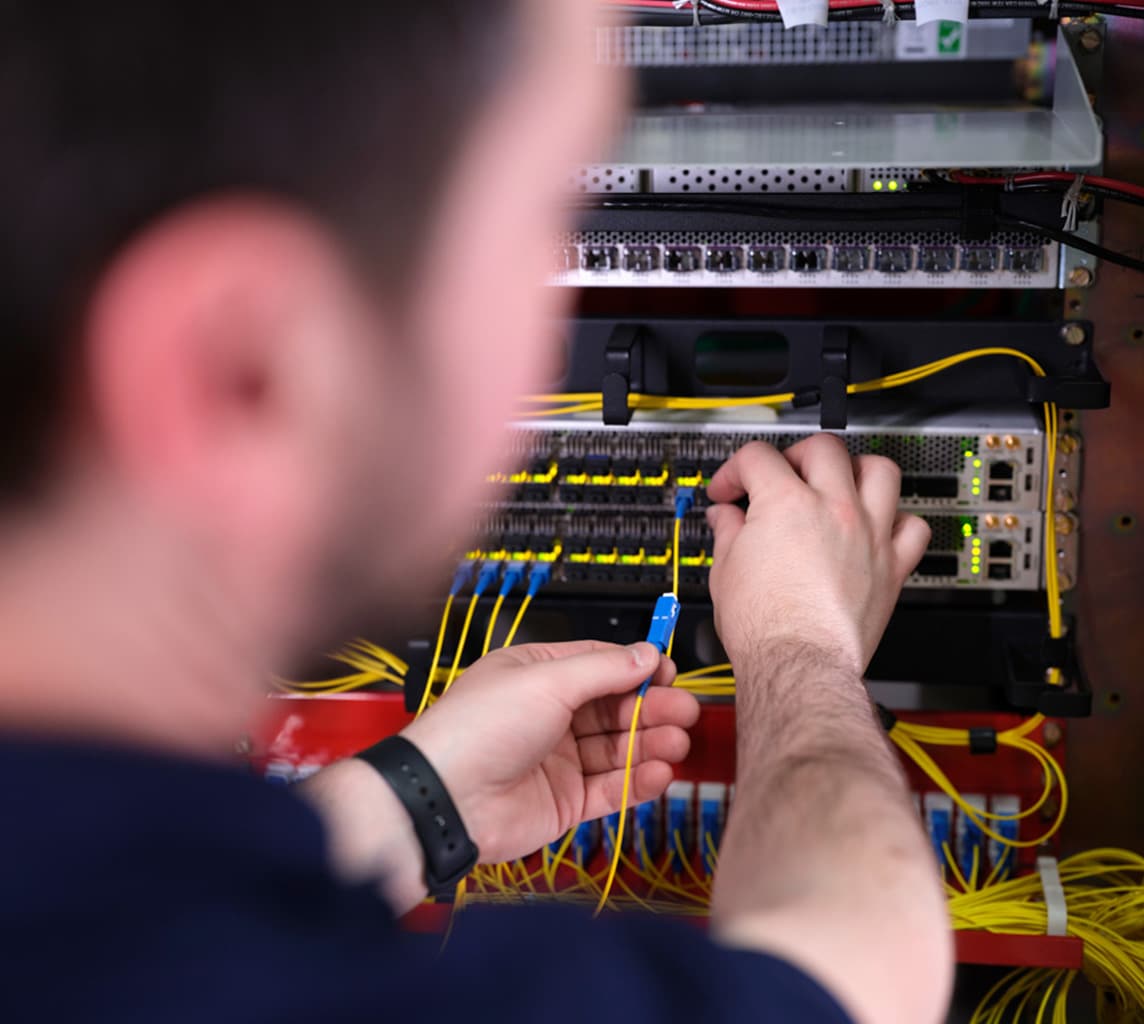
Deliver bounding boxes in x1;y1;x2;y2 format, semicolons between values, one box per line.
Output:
950;171;1144;202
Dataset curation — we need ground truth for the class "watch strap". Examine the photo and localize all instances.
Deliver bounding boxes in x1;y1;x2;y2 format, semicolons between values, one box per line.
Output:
355;735;478;897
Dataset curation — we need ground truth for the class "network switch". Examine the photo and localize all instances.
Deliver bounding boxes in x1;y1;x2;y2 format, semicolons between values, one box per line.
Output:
552;229;1059;289
470;506;1073;594
497;407;1067;514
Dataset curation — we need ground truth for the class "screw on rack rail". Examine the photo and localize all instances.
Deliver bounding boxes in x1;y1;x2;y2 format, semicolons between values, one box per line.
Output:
1060;323;1087;346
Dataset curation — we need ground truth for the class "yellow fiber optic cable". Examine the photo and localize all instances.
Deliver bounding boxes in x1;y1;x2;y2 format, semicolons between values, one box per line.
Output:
481;593;506;657
501;594;532;648
593;690;645;916
442;592;481;697
416;595;454;719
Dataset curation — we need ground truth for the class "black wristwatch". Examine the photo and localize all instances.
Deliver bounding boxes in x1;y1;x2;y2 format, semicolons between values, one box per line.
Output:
355;735;479;897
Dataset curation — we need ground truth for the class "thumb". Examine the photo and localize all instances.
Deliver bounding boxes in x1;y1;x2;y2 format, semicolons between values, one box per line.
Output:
522;642;661;711
707;503;746;568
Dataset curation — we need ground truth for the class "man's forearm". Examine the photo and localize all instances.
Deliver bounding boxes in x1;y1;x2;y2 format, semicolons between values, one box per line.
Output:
710;642;952;1024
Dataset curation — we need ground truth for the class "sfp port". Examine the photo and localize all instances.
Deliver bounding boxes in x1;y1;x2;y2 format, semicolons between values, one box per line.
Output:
988;461;1015;480
680;568;708;587
989;540;1013;558
915;554;959;577
988;484;1014;502
915;476;959;499
961;247;999;274
1004;248;1043;274
680;541;705;560
617;538;643;558
583;487;610;504
832;246;869;274
791;246;827;273
613;488;638;506
747;246;785;273
614;567;641;584
638;458;665;478
674;458;699;478
874;246;913;274
527;455;552;475
640;567;668;585
919;246;956;274
705;246;743;273
581;246;620;272
623;246;660;273
636;487;663;506
564;534;592;557
613;458;637;478
502;532;529;554
558;485;583;503
587;566;616;584
665;246;702;273
584;454;611;476
559;457;585;477
519;483;550;502
988;563;1013;581
699;457;724;478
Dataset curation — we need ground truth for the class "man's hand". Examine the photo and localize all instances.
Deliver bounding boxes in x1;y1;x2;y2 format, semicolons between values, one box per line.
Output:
401;640;699;865
706;435;931;675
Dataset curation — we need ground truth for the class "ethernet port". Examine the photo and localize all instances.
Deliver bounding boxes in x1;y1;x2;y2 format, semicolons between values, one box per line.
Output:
915;554;959;577
919;246;956;274
665;247;702;273
988;484;1014;502
623;246;660;273
581;246;620;272
989;540;1013;559
747;246;785;273
988;461;1015;480
791;247;827;273
988;563;1013;581
832;246;869;274
705;246;743;273
874;246;913;274
961;247;999;274
1004;248;1043;274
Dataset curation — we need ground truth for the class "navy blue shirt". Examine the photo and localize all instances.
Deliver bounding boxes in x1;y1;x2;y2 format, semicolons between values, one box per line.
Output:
1;740;853;1024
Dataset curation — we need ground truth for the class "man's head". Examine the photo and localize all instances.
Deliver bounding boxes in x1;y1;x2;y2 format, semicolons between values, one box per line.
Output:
1;3;620;660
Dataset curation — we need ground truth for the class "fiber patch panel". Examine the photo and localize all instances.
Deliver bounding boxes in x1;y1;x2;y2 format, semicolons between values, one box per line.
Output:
496;407;1068;514
470;507;1074;593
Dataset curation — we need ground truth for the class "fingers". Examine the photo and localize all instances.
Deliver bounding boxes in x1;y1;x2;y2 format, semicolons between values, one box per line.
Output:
892;512;932;581
783;434;857;499
577;723;692;776
503;641;663;711
707;441;799;505
853;454;902;531
572;684;700;738
581;761;677;822
706;503;745;568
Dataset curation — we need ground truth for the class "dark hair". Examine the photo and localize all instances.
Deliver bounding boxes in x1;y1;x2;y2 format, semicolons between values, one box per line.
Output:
0;3;520;499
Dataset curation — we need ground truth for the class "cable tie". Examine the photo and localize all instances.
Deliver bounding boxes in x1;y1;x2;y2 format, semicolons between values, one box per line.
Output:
880;0;898;23
672;0;701;27
968;727;998;755
1061;174;1084;233
1037;856;1068;936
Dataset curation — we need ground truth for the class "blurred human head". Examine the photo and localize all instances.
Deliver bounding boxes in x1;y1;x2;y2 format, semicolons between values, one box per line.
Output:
0;3;622;658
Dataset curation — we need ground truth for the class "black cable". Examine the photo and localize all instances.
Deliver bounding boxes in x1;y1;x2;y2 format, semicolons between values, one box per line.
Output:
1000;215;1144;274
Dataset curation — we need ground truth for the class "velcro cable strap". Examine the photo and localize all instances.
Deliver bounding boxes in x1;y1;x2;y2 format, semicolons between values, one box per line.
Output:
968;727;998;755
1037;856;1068;936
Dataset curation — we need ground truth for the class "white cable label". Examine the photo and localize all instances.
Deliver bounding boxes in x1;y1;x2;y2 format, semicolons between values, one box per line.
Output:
1037;856;1068;937
774;0;829;28
914;0;969;26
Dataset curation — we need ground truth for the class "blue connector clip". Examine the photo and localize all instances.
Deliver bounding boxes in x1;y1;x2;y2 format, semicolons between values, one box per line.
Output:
637;594;681;697
499;561;526;598
674;486;696;520
449;561;477;597
474;560;501;597
525;561;552;597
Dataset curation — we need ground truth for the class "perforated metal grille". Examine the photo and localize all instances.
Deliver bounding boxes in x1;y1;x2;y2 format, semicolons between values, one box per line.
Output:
563;228;1044;249
595;24;893;66
923;515;977;552
651;166;851;194
568;165;640;194
842;434;969;474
